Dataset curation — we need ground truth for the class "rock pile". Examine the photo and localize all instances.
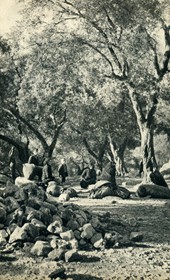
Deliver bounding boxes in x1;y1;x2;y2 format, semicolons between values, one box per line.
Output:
0;178;138;262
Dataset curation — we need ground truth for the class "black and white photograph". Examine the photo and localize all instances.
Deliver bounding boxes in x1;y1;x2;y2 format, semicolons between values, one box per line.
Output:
0;1;170;279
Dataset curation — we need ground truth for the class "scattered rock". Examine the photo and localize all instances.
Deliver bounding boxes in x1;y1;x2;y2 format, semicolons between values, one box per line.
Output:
47;220;64;234
91;233;103;245
58;193;70;202
31;240;52;257
64;249;80;262
81;223;96;239
60;230;74;241
46;181;61;197
0;207;6;223
48;248;65;261
9;225;28;243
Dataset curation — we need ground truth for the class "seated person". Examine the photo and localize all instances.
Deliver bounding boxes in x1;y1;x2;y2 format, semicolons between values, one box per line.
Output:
42;158;55;186
80;162;97;189
149;168;168;188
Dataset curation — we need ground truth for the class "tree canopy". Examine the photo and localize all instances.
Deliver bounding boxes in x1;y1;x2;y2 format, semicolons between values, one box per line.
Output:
0;0;170;178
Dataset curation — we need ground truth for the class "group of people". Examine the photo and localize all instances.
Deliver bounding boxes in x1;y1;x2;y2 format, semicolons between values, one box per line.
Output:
28;149;68;186
79;160;131;199
9;146;168;199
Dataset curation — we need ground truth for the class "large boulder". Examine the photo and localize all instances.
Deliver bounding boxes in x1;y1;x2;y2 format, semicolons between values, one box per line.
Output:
15;177;36;187
23;163;42;180
46;181;61;197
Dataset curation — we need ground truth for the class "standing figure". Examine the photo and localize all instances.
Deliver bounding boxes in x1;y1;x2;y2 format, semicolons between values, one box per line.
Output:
28;148;39;166
58;158;68;184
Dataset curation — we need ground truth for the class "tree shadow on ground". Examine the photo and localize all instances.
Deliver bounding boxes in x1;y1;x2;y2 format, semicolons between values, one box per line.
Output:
0;255;17;262
78;255;101;263
118;242;154;249
67;274;103;280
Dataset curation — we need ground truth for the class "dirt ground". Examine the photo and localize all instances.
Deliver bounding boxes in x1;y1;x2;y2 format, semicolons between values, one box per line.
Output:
0;177;170;280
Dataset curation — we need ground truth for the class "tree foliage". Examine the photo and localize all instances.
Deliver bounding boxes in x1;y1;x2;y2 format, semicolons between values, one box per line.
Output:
0;0;170;177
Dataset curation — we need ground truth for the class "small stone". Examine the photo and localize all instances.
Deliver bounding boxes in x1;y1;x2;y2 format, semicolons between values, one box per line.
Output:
81;223;96;239
64;249;80;262
0;229;8;239
50;237;59;249
58;193;70;202
31;241;52;257
47;221;64;234
48;248;65;261
31;218;46;230
91;233;103;245
60;230;74;241
68;239;79;249
0;207;6;223
0;238;7;247
93;238;105;249
73;230;81;240
66;220;79;231
9;225;28;243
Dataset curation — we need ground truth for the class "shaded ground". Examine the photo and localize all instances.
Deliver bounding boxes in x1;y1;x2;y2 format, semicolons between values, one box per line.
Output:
0;177;170;280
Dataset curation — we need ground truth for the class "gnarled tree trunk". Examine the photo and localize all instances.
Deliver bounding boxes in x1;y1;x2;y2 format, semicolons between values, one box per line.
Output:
127;86;158;183
107;134;128;177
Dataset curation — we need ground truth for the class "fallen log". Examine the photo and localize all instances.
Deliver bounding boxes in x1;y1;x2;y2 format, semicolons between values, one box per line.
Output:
137;184;170;199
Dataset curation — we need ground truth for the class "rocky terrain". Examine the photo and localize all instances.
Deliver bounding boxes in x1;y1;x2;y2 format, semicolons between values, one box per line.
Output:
0;176;170;280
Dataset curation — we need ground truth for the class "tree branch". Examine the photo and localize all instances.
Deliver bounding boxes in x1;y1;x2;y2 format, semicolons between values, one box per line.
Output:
60;1;124;72
107;133;117;160
145;20;170;80
147;92;159;124
49;110;67;152
77;38;126;81
4;107;49;150
83;138;98;161
126;85;146;126
98;136;108;160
